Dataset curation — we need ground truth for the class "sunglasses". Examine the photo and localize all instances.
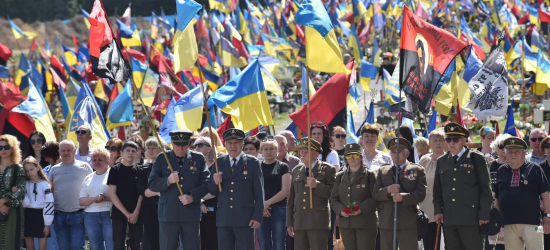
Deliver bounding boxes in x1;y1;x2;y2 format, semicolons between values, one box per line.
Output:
311;122;326;128
531;137;544;142
544;143;550;149
261;137;275;142
0;145;11;151
485;127;495;132
445;137;461;143
498;144;505;149
345;154;361;159
75;130;88;135
194;143;210;149
31;139;44;145
334;134;346;139
105;146;118;152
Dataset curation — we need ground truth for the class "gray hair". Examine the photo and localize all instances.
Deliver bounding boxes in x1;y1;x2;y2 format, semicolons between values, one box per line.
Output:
413;137;429;149
490;134;512;152
274;135;287;145
59;139;76;150
530;128;548;139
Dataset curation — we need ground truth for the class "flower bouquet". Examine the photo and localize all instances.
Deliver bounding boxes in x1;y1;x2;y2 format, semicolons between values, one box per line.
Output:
343;201;360;216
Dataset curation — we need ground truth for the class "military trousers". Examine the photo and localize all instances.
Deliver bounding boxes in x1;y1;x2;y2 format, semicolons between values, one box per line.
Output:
379;228;418;250
340;227;377;250
443;225;483;250
294;229;328;250
217;226;255;250
159;221;200;250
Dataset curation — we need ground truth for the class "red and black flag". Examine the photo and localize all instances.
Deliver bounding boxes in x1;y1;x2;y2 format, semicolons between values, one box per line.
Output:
399;6;467;113
88;0;131;83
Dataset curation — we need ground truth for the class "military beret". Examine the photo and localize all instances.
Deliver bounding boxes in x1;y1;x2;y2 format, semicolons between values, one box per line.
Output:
386;138;411;150
169;129;193;146
444;122;470;137
344;143;363;155
296;137;323;153
503;136;527;150
223;128;245;141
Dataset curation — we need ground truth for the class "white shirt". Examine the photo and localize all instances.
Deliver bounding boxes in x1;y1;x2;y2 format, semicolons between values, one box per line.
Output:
75;147;92;167
452;147;467;159
363;150;393;173
318;150;340;170
23;180;54;226
79;169;112;213
230;152;244;166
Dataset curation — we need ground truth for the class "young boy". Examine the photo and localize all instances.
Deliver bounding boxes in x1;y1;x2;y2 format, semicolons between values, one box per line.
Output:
108;141;143;250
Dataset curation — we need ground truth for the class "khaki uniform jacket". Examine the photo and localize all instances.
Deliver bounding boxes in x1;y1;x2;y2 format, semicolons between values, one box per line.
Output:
373;161;427;230
286;160;336;230
330;167;378;229
433;148;492;226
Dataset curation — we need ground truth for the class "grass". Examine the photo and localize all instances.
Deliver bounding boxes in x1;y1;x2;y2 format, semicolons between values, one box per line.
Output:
271;104;301;134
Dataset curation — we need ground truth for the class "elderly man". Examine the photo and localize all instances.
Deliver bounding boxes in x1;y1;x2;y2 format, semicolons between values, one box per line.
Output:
279;131;298;156
373;138;426;250
209;128;264;250
526;128;548;164
286;138;336;250
275;135;300;171
148;130;211;250
433;122;492;250
75;125;93;166
495;137;550;250
50;140;93;250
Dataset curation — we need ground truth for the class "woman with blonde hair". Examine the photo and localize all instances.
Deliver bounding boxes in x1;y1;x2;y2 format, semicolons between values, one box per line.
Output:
200;127;227;154
105;138;123;167
0;134;27;249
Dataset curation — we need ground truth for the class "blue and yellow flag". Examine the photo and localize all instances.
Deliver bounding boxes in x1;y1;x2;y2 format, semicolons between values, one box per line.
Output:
207;59;273;132
371;36;381;67
192;64;219;92
360;60;377;92
139;68;159;107
107;80;134;129
536;51;550;88
8;16;36;39
93;79;109;102
0;65;8;82
15;54;31;86
174;84;205;132
383;60;405;107
348;25;363;65
12;82;56;142
295;0;349;74
116;19;142;47
523;37;538;72
506;40;522;69
174;0;202;73
433;58;458;115
131;57;147;88
159;97;178;144
62;44;78;66
81;8;91;29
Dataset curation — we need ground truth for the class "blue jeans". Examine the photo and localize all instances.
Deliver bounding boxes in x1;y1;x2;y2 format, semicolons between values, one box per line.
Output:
84;211;114;250
54;211;86;250
257;203;287;250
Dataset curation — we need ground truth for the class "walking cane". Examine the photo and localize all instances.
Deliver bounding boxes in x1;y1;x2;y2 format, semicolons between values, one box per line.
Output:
434;223;441;250
493;232;500;250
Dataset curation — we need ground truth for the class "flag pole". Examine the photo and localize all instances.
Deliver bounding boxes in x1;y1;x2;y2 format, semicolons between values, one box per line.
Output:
306;65;313;209
195;61;222;192
392;89;403;250
124;51;184;196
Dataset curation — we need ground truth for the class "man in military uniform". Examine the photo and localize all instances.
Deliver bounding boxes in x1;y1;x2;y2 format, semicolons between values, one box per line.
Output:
286;138;336;250
148;130;211;250
373;138;427;250
209;128;264;250
433;122;492;250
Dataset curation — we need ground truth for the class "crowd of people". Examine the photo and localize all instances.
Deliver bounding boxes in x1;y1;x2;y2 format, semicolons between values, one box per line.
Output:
1;120;550;250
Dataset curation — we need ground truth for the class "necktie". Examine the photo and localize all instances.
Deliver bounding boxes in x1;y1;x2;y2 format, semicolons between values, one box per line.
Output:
231;158;237;172
453;155;459;163
305;167;309;176
511;169;520;187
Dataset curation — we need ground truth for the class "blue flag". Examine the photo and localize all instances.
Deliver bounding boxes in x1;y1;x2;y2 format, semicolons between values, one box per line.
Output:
503;99;518;136
423;110;437;138
159;97;178;144
346;111;358;143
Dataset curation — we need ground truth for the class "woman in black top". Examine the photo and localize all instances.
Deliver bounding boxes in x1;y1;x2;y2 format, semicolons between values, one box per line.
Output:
539;136;550;250
137;138;163;250
194;137;220;250
332;126;347;171
257;139;290;250
24;131;49;168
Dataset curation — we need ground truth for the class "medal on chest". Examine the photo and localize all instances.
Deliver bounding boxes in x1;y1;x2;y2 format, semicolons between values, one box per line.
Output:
190;161;197;173
243;165;247;175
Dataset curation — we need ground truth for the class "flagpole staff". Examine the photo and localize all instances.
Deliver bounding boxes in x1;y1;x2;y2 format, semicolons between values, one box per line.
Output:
195;61;222;192
392;84;403;250
306;66;313;210
123;51;184;196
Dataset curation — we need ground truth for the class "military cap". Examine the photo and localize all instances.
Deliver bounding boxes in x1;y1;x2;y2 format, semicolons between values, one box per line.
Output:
444;122;470;137
223;128;245;141
344;143;363;155
503;136;527;150
169;129;193;146
296;137;323;153
386;138;411;150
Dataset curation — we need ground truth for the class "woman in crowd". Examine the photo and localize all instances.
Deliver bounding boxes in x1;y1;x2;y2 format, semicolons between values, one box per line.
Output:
418;128;446;250
138;138;163;250
79;148;113;250
0;135;27;249
194;137;219;250
128;135;145;165
398;126;417;163
22;156;54;250
332;126;347;171
105;138;123;167
413;137;430;159
330;143;378;250
39;141;60;249
479;126;497;160
360;123;392;173
244;136;261;158
24;131;49;168
257;140;290;250
199;128;227;154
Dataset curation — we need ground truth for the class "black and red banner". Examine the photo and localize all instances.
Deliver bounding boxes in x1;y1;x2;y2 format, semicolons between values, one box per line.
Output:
399;6;468;113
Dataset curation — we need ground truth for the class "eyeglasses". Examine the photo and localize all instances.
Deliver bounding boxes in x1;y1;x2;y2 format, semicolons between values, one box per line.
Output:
194;143;210;149
75;130;88;135
334;134;346;139
30;139;44;145
498;144;505;149
531;137;544;142
0;145;11;151
311;122;326;128
345;154;361;159
445;137;461;143
105;146;118;152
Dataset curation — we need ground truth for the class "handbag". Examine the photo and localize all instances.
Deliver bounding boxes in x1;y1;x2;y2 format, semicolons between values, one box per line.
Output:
0;165;18;221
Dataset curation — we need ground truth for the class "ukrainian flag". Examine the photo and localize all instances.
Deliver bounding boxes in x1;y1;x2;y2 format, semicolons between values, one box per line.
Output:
348;25;363;65
0;65;7;82
174;84;205;132
94;79;109;102
371;36;381;67
116;19;141;48
434;59;458;115
81;8;91;29
12;82;56;142
360;60;377;92
62;44;78;66
192;64;219;92
174;0;202;73
15;54;31;86
529;4;540;26
19;73;30;97
523;37;538;73
107;80;134;129
68;82;110;148
151;12;159;39
506;40;522;69
59;84;73;129
383;60;405;107
139;68;159;107
536;51;550;88
349;0;367;22
207;59;273;132
8;16;36;39
131;57;147;89
295;0;349;74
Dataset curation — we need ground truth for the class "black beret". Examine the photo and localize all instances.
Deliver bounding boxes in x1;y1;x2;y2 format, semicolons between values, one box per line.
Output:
223;128;245;141
444;122;470;137
169;129;193;146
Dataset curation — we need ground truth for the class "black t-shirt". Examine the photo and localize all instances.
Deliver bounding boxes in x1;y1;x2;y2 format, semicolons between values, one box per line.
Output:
336;148;345;170
540;161;550;185
107;162;141;220
495;162;550;226
489;161;504;191
261;161;290;206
